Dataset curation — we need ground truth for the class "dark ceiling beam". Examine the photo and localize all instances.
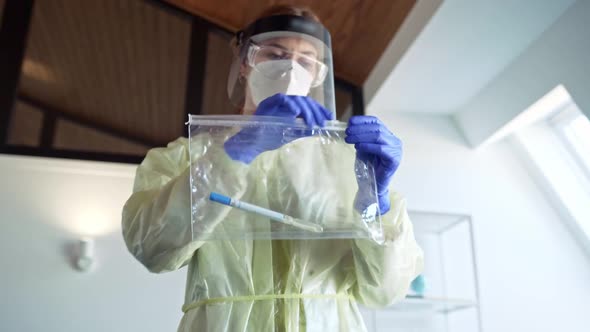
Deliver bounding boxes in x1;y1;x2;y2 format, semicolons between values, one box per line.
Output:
17;94;164;148
0;0;35;144
351;87;365;116
183;17;208;128
335;79;365;116
39;112;56;149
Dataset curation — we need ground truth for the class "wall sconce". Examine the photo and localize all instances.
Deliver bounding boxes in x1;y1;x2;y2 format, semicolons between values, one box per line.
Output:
75;238;95;272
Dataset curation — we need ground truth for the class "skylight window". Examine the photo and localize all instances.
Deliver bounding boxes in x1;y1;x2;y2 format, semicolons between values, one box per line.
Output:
560;113;590;176
514;89;590;255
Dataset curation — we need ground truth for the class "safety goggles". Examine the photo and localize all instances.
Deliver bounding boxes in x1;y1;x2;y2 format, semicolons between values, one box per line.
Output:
246;42;328;88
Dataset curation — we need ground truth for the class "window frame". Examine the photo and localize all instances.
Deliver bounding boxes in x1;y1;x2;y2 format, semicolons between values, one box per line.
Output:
549;104;590;189
513;97;590;258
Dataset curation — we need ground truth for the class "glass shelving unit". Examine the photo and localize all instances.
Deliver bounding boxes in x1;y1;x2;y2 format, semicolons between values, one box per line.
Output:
360;211;482;332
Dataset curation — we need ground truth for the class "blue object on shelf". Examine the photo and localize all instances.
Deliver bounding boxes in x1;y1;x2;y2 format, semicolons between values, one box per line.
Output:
411;274;426;296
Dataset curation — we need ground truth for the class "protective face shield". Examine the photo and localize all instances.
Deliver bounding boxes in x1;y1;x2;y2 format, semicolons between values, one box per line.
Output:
228;14;335;114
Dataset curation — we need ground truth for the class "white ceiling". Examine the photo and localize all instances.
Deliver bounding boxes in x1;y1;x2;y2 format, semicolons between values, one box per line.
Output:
367;0;576;115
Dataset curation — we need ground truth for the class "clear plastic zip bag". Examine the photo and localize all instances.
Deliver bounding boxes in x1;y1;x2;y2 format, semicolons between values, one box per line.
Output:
187;114;384;243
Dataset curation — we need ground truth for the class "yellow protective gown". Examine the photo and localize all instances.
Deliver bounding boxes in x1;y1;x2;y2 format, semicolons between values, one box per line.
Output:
122;135;423;332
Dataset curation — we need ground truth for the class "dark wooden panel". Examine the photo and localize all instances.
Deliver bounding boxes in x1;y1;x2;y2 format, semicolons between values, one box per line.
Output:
0;0;5;24
183;18;208;119
54;119;150;156
164;0;416;85
7;101;43;147
0;0;34;143
20;0;191;144
202;30;236;115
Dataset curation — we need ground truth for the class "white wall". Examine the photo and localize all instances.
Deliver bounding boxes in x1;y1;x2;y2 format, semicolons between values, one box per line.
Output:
455;0;590;147
0;155;186;332
363;0;442;108
370;112;590;331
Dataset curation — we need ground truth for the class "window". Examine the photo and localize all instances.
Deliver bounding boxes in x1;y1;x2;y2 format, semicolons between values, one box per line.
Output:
514;89;590;255
555;112;590;177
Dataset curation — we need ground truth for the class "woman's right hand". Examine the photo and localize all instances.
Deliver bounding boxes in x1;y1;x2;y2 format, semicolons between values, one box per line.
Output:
254;93;334;126
224;94;333;164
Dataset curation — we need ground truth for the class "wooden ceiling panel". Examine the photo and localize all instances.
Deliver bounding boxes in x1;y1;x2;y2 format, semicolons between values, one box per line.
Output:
8;0;413;161
20;0;191;144
164;0;416;85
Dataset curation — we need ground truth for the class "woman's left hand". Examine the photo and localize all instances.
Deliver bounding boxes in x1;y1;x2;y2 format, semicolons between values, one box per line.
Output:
345;116;402;214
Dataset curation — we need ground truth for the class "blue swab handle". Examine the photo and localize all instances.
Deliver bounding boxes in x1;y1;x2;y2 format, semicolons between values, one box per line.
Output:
210;192;231;205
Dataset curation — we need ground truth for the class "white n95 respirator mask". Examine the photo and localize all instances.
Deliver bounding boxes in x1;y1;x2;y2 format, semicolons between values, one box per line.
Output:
247;60;313;106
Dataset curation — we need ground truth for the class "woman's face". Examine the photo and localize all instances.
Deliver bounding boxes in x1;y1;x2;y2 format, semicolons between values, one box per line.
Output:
241;37;320;114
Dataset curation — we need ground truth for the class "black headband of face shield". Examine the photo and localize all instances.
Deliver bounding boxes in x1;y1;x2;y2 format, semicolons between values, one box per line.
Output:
236;14;332;51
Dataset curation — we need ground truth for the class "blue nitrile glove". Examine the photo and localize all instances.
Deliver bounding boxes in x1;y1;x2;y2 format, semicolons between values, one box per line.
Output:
345;116;402;214
224;93;334;164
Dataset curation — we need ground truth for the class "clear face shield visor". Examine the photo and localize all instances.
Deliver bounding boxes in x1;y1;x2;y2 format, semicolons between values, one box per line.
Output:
227;15;335;114
245;41;329;87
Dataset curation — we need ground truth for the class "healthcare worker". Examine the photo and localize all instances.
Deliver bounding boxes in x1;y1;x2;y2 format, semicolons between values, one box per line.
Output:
122;5;423;332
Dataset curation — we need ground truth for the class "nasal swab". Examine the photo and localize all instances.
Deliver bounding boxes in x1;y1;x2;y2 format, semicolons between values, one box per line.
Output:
209;192;323;233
